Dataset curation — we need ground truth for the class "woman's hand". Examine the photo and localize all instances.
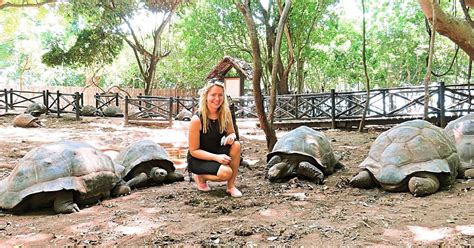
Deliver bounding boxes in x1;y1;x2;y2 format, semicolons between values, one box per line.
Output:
222;133;237;146
215;154;231;165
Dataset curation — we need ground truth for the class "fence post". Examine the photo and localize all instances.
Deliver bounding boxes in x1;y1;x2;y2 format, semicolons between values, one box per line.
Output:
56;90;61;118
9;88;13;109
45;90;49;114
95;93;99;109
80;93;84;107
124;96;129;125
192;97;197;114
294;94;299;119
115;93;119;106
138;93;143;111
4;89;8;112
169;97;174;126
74;92;80;120
331;89;336;129
438;82;446;127
42;90;46;111
382;89;386;116
176;96;181;114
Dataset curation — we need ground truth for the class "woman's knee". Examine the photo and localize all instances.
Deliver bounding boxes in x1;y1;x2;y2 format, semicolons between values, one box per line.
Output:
217;166;233;180
230;140;241;154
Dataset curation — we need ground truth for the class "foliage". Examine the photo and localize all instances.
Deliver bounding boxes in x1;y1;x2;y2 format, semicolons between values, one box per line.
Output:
0;0;471;91
42;27;123;68
0;6;86;87
169;0;250;89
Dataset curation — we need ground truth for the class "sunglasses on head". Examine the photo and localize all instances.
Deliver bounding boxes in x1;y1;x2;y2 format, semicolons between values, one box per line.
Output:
208;79;224;86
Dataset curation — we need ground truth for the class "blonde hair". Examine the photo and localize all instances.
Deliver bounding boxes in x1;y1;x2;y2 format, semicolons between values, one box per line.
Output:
198;81;231;134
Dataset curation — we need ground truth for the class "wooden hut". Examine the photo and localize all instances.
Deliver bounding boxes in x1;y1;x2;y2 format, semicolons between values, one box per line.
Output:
205;56;253;97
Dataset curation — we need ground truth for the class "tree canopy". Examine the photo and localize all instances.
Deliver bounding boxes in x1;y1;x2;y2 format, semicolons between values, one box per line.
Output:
0;0;472;92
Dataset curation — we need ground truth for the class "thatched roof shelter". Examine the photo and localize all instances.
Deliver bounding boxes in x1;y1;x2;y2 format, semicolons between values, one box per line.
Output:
205;56;253;97
205;56;253;81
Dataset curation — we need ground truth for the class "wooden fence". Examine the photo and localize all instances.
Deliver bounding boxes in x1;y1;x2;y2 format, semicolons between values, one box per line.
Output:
1;82;473;128
266;82;473;127
1;85;197;107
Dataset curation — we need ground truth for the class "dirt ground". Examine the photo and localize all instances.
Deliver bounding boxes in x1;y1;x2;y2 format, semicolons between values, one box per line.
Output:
0;114;472;247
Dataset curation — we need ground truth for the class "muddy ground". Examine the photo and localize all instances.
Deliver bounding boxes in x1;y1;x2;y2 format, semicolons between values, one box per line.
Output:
0;114;472;247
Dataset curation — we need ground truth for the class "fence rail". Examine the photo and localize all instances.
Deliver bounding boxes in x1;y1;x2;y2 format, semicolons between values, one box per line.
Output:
1;82;473;128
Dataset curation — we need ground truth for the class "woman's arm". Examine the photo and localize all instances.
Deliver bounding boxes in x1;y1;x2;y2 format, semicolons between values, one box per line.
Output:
188;115;231;165
222;115;236;145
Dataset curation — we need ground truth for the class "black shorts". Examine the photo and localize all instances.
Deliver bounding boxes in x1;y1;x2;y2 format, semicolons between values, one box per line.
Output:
187;146;230;175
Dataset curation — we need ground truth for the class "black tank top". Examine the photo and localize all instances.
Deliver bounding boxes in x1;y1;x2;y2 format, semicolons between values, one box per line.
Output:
199;117;227;154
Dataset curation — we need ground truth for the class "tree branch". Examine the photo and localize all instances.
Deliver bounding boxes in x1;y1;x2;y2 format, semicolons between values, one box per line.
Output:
460;0;474;28
0;0;57;10
419;0;474;59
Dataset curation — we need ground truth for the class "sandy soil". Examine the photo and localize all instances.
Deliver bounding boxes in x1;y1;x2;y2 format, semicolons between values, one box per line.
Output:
0;115;472;247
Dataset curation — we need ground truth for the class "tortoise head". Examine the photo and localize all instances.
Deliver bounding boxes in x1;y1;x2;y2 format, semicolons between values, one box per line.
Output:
267;161;297;182
150;167;168;183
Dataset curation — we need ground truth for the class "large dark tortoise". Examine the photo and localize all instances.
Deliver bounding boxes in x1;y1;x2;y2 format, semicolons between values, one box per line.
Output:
444;114;474;179
266;126;341;184
25;102;47;117
0;140;130;214
350;120;460;197
115;139;184;189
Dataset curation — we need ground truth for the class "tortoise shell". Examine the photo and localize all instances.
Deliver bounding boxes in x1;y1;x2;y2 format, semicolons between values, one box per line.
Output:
81;105;98;116
25;102;46;117
0;140;122;210
102;106;123;117
360;120;459;188
445;114;474;177
266;126;338;175
13;114;42;128
115;139;175;181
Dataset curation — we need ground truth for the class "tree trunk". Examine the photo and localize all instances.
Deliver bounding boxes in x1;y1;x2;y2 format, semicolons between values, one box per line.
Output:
277;0;293;95
468;59;473;83
468;59;472;113
237;0;277;150
296;58;304;93
423;1;436;120
358;0;371;132
419;0;474;59
121;3;177;96
269;0;292;124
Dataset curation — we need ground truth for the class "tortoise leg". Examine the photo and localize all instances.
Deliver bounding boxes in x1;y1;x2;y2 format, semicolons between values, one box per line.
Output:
408;172;440;197
296;161;324;184
166;171;185;183
463;168;474;179
350;170;376;188
265;155;282;179
150;167;168;183
111;180;131;197
54;191;80;214
267;161;295;182
30;121;42;128
126;172;148;188
267;156;282;169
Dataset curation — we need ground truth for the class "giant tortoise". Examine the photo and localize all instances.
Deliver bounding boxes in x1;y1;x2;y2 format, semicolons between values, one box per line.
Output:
115;139;184;189
13;113;43;128
25;102;47;117
444;114;474;179
0;140;130;214
81;105;100;116
176;109;192;121
350;120;460;197
266;126;341;184
102;106;124;117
